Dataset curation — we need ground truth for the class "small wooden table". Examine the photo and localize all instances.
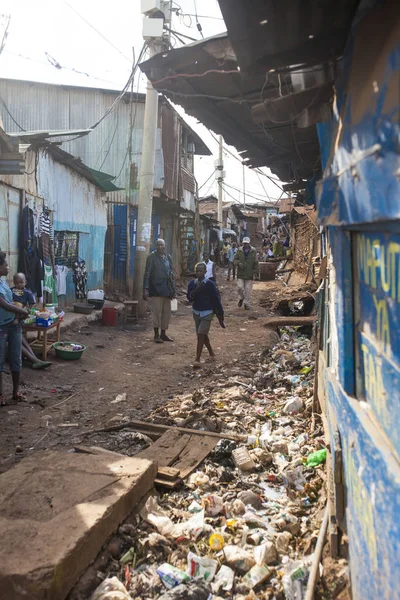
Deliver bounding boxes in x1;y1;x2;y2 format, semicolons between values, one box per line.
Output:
23;321;61;360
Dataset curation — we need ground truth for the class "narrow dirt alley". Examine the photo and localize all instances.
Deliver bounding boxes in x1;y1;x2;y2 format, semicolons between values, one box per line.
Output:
0;276;277;472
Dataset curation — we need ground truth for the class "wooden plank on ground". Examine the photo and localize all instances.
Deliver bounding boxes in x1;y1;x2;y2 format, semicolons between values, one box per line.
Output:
171;434;219;479
157;466;181;480
137;429;219;483
138;429;192;466
96;419;246;442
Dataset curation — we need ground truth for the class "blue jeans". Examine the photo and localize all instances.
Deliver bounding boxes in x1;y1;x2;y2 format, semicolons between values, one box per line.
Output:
0;322;22;372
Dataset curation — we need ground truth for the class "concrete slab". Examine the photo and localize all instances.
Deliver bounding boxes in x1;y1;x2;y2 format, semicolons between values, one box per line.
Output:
0;450;156;600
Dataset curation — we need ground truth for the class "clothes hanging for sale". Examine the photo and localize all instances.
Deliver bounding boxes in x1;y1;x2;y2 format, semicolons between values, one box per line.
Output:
41;232;54;271
39;210;54;241
18;206;43;297
55;265;69;296
43;265;57;302
73;259;87;299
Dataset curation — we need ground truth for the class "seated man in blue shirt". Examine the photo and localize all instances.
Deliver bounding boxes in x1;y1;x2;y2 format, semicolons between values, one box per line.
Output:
187;262;225;367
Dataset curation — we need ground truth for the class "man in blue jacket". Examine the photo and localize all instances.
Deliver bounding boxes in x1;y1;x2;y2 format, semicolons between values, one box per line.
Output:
187;262;225;367
143;239;175;343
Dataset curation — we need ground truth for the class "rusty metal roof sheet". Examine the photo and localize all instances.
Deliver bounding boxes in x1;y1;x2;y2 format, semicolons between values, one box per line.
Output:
279;197;295;213
139;34;321;183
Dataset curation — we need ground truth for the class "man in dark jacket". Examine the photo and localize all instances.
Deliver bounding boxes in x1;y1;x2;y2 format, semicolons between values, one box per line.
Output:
187;262;225;367
143;239;175;343
233;237;259;309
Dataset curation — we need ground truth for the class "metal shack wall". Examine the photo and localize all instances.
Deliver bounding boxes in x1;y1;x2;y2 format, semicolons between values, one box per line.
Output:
0;80;164;203
316;1;400;598
36;149;107;301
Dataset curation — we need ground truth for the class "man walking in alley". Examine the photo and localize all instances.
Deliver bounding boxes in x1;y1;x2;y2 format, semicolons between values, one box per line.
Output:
143;239;175;344
203;251;216;283
187;262;225;367
234;237;259;309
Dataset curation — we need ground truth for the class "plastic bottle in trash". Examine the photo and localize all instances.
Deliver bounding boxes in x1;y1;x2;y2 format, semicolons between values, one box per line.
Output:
306;448;327;467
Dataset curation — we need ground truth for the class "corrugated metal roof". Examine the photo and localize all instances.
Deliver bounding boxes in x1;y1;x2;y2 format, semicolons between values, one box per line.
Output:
0;78;210;204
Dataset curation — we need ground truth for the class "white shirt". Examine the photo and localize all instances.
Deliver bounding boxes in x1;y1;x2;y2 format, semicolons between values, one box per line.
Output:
204;260;214;280
56;265;69;296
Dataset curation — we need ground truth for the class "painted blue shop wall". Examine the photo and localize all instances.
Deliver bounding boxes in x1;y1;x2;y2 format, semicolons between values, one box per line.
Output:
316;2;400;598
54;220;106;302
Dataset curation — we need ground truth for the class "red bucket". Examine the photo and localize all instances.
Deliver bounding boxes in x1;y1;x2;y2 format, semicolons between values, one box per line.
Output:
102;307;118;326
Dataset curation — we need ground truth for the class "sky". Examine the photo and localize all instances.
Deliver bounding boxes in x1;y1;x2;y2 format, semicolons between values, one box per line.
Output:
0;0;283;205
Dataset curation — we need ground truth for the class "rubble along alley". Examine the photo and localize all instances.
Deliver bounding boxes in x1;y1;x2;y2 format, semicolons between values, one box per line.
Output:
0;279;347;600
68;284;346;600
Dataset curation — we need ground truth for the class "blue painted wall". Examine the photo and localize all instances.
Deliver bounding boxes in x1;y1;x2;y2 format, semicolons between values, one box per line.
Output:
316;2;400;597
54;220;106;303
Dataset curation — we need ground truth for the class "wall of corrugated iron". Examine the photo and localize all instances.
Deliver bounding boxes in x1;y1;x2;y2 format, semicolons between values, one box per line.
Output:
0;79;164;204
161;103;180;202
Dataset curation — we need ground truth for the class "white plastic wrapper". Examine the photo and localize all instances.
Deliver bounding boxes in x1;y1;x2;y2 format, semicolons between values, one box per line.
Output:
91;577;130;600
186;551;218;581
212;565;235;593
141;496;205;540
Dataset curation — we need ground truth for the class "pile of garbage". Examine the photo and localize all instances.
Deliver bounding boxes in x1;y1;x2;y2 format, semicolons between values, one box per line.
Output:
90;329;328;600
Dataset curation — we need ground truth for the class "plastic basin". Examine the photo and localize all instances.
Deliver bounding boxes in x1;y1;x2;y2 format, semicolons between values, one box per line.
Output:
54;342;86;360
73;303;94;315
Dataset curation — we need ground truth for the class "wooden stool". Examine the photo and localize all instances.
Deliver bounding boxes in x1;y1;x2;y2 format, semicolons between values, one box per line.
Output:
123;300;139;324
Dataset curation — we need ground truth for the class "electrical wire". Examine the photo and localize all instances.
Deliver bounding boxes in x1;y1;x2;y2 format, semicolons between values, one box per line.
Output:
179;13;224;20
0;14;11;56
193;0;204;38
151;68;240;86
62;0;132;63
114;57;143;182
0;95;25;131
3;51;125;86
223;181;280;204
89;43;147;131
158;88;250;104
198;170;215;191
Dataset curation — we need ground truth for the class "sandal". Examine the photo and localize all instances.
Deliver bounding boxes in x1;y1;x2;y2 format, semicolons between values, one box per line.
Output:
0;396;7;407
12;392;26;402
32;361;52;370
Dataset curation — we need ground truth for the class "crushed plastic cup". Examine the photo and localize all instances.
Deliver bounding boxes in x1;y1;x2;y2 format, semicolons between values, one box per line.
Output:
209;533;225;551
243;564;271;589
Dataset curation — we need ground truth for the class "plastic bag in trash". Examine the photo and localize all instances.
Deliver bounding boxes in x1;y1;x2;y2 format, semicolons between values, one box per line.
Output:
90;576;130;600
223;545;255;574
212;565;235;593
210;439;237;466
186;551;218;581
282;557;313;600
157;563;190;589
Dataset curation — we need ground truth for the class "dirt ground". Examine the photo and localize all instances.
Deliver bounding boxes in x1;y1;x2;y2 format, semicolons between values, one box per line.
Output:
0;274;280;474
